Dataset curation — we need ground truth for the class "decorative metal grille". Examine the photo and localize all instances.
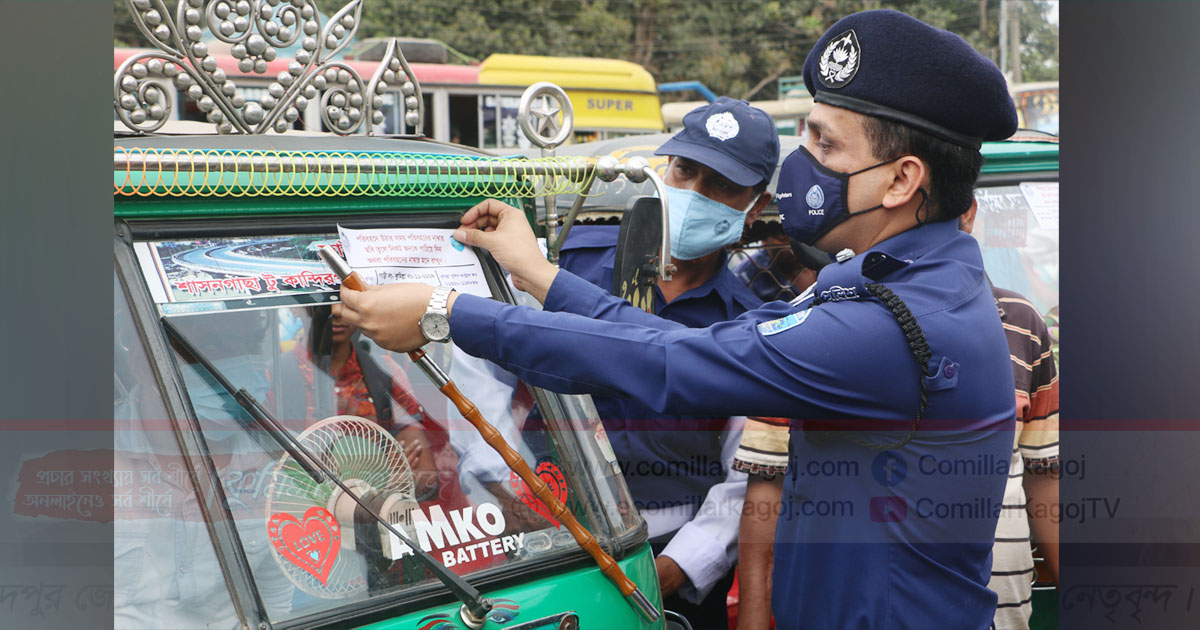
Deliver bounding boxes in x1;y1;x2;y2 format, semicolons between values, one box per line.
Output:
114;147;599;198
114;0;424;136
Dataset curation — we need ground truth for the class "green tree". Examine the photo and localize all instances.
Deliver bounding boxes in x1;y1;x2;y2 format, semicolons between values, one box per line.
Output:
116;0;1057;98
114;0;141;47
1018;0;1059;81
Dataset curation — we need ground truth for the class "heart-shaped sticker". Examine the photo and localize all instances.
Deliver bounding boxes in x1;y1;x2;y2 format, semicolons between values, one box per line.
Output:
509;460;569;528
268;506;341;585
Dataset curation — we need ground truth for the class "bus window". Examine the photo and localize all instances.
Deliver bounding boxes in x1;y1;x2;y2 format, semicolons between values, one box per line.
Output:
498;96;523;149
422;93;433;137
481;95;527;150
481;95;496;148
449;95;478;146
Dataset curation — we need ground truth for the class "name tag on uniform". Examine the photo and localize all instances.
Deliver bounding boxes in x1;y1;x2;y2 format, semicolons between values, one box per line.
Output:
757;309;811;336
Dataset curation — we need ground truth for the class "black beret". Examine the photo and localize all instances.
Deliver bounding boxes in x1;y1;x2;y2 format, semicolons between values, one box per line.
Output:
803;9;1017;148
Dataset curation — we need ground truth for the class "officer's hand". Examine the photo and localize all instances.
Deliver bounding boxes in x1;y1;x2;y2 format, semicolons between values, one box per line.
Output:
655;555;688;598
337;283;446;352
455;199;559;303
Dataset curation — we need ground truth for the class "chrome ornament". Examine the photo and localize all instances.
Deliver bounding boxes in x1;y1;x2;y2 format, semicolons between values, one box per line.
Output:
115;0;424;136
517;82;573;149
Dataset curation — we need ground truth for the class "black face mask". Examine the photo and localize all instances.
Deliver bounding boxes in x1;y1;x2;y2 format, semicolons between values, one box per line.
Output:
777;146;903;246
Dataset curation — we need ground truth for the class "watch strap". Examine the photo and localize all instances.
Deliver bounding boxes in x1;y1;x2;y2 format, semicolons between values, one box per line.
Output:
428;285;452;315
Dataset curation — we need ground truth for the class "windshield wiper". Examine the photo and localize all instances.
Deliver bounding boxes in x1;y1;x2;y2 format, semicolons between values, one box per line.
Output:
161;317;495;627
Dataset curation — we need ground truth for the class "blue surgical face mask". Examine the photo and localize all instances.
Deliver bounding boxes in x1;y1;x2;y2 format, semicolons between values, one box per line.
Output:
778;146;903;246
665;185;755;261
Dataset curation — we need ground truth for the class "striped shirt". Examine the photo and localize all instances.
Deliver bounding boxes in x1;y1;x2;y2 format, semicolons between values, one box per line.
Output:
989;287;1059;629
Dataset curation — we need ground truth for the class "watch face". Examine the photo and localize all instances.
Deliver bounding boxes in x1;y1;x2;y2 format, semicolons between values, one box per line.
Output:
420;314;451;342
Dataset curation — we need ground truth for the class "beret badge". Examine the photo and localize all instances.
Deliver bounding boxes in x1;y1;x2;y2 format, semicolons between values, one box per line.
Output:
818;30;861;89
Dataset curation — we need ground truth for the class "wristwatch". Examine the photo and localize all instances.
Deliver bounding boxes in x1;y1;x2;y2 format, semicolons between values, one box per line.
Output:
419;286;454;343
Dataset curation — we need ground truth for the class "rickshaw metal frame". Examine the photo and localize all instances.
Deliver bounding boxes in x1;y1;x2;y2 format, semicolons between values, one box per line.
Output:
115;223;273;630
116;208;654;629
114;3;667;622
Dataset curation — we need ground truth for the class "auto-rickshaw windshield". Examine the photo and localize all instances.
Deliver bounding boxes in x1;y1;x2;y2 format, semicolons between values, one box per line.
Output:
114;232;636;626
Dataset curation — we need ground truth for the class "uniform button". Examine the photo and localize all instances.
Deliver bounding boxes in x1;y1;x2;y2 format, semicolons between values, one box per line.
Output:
943;364;956;378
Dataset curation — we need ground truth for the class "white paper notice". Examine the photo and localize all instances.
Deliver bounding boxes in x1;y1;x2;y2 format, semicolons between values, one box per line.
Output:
1020;182;1059;230
337;226;492;298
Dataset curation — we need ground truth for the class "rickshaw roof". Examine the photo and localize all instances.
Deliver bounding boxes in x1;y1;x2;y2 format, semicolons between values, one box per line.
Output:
112;131;550;219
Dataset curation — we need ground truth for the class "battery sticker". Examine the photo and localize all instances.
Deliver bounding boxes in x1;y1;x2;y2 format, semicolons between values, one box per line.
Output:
268;506;341;585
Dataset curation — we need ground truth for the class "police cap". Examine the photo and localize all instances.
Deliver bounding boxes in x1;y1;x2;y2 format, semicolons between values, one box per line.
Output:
802;9;1018;148
656;96;781;187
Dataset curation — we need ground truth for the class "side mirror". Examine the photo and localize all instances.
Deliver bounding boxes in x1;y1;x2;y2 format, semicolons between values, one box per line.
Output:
613;196;664;312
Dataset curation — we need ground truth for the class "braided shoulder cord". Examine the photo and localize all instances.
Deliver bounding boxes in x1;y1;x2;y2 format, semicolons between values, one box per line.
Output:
858;282;934;449
803;282;934;450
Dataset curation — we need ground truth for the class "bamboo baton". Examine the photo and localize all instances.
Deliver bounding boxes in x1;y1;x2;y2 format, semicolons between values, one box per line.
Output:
319;246;661;623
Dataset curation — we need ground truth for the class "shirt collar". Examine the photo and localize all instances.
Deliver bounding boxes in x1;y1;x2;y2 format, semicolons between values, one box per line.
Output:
659;250;759;315
811;219;960;303
872;219;960;265
659;249;727;302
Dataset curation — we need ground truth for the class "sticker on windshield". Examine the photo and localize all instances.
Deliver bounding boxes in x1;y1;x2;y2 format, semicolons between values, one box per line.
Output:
509;460;568;528
383;502;530;568
268;506;341;586
134;235;346;305
594;426;622;475
1020;182;1059;230
338;226;492;298
757;309;811;336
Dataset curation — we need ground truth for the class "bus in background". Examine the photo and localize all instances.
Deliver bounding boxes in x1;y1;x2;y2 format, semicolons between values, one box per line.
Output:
114;46;478;140
662;80;1057;140
114;47;663;150
478;54;664;146
1010;81;1059;136
661;96;813;137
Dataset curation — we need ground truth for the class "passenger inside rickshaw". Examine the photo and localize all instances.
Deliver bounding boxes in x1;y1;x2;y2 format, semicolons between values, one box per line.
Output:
276;306;438;498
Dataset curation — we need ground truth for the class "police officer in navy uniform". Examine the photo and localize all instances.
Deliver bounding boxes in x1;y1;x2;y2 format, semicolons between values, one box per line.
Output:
339;10;1019;628
557;97;777;626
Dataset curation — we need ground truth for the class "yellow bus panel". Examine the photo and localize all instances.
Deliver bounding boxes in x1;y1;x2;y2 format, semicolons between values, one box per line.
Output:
479;54;664;132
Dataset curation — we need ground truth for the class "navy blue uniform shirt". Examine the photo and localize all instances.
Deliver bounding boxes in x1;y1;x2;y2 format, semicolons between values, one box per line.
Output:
557;226;761;510
450;219;1016;629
